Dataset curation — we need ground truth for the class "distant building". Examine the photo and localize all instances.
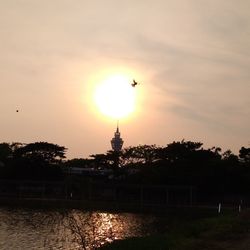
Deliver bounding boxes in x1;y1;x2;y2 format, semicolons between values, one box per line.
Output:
67;167;113;177
111;125;124;152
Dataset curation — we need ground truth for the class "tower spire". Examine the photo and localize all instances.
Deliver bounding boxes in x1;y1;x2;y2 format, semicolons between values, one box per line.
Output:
111;120;124;152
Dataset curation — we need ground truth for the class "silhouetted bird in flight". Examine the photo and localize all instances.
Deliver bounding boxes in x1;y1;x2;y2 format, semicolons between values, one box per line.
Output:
131;79;139;87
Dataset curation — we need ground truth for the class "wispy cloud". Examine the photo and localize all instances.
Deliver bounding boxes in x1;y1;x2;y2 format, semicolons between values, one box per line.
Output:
0;0;249;157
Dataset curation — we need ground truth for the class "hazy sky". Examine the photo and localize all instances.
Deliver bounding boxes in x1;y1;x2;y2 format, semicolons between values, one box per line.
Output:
1;0;250;158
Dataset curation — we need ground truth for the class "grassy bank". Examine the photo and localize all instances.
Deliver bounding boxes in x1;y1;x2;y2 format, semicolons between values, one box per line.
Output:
100;208;250;250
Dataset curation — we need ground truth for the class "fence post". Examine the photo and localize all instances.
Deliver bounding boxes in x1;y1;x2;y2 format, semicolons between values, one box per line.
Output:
218;203;222;214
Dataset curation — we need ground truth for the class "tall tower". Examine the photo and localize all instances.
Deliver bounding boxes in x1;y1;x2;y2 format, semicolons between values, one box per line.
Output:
111;122;124;152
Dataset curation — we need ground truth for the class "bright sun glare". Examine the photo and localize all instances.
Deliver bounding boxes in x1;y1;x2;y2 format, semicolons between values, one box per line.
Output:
94;75;136;119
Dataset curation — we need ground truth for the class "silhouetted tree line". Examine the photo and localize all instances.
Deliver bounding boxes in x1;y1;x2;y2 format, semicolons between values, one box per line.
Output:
1;140;250;199
0;142;66;180
89;140;250;199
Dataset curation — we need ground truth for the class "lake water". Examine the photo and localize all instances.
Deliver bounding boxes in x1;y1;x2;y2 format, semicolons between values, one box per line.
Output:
0;207;167;249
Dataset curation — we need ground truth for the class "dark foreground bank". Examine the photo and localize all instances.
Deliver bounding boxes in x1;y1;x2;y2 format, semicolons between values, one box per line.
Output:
100;208;250;250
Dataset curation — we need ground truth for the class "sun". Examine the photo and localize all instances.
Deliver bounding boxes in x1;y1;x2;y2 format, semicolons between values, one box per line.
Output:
94;75;136;119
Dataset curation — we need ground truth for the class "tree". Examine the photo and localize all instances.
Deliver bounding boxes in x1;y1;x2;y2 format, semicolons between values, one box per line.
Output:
14;142;67;165
239;147;250;165
2;142;67;180
121;145;160;166
0;143;12;164
89;153;110;168
90;151;122;170
106;150;120;169
63;158;94;169
159;140;203;163
222;150;239;163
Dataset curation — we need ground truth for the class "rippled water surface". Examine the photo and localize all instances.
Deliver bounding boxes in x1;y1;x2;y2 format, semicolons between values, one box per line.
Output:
0;207;167;249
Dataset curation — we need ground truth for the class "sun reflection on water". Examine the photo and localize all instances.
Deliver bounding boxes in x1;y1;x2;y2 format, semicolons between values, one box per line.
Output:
0;208;160;250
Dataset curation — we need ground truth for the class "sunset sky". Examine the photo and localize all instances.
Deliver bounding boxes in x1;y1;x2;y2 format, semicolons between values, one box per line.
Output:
1;0;250;159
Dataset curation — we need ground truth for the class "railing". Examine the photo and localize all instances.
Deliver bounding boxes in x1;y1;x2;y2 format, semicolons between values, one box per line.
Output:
0;179;195;207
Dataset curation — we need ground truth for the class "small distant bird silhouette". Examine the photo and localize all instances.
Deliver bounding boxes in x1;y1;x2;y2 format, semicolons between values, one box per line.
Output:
131;79;139;87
